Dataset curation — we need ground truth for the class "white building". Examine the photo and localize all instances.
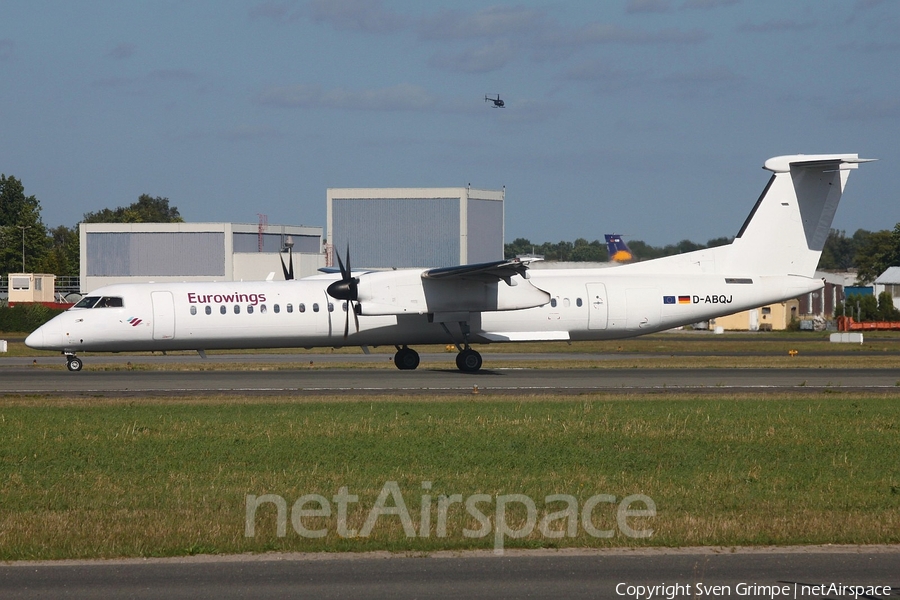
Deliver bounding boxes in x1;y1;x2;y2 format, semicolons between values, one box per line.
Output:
80;222;324;293
874;266;900;307
327;187;504;269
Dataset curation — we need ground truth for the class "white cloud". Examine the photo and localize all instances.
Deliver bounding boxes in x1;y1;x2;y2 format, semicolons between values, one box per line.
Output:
626;0;672;14
571;23;709;44
682;0;740;9
418;6;549;40
0;39;14;61
307;0;408;33
738;19;817;33
149;69;201;83
106;43;136;60
248;2;301;23
428;39;516;74
256;83;436;111
830;97;900;120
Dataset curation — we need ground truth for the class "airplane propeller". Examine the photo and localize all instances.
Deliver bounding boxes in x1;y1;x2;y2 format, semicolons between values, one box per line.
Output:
281;248;294;281
280;242;294;280
326;246;360;338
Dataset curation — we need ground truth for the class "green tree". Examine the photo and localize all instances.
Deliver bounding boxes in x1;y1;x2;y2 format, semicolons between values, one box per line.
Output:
82;194;183;224
0;174;48;274
841;293;879;321
876;291;900;321
571;238;605;262
39;225;79;277
706;236;733;248
854;226;900;284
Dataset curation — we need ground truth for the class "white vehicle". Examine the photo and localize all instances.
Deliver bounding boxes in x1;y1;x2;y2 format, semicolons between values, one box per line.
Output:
26;154;873;373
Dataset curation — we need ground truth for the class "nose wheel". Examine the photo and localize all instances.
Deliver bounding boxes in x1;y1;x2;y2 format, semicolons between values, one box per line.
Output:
65;354;83;372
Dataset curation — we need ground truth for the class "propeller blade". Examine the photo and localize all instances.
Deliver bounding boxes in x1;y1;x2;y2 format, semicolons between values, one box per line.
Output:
343;303;350;339
352;301;360;333
335;248;347;281
280;248;294;280
344;244;351;279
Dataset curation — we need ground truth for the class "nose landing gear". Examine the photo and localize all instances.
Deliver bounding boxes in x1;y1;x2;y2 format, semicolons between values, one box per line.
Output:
65;353;83;372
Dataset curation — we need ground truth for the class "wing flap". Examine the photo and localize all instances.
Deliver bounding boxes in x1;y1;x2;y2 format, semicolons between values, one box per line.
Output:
422;257;539;284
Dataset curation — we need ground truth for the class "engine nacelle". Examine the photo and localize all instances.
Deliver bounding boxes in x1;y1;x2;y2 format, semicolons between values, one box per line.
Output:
354;269;550;316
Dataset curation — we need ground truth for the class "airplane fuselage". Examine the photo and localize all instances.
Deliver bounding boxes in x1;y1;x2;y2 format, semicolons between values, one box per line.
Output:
26;268;821;354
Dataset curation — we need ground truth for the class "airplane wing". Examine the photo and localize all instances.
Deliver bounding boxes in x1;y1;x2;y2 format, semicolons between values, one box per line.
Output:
421;257;539;285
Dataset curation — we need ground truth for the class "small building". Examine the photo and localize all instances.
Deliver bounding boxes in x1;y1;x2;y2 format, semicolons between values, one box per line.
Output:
711;299;800;331
327;187;504;269
874;266;900;307
7;273;57;303
796;270;856;319
80;222;324;293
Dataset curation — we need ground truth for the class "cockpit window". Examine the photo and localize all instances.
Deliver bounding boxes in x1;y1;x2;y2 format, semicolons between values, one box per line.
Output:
97;296;124;308
74;296;100;309
73;296;124;309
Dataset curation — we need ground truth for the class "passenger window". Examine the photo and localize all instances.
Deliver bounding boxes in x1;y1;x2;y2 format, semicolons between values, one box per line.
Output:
220;305;226;315
274;304;280;314
313;303;319;313
342;302;348;312
190;306;197;315
234;305;240;314
328;303;334;312
576;298;583;307
205;306;212;315
247;305;254;314
298;303;305;313
260;304;267;313
287;304;294;313
550;298;557;308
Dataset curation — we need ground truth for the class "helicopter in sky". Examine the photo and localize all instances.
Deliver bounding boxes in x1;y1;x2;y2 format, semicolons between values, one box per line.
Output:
485;94;505;108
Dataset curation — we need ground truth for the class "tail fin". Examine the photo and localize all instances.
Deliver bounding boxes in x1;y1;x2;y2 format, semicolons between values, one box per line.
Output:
605;234;634;262
724;154;875;277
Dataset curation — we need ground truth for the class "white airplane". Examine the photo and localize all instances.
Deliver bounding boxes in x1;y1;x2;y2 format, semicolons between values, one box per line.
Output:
26;153;873;373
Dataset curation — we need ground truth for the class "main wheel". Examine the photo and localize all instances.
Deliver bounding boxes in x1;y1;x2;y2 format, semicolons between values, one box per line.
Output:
455;349;482;373
66;357;83;372
394;347;420;370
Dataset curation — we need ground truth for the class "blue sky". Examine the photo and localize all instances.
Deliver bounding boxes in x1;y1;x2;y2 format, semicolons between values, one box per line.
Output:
1;0;898;246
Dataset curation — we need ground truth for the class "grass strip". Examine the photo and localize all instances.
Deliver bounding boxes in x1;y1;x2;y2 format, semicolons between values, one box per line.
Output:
1;392;899;560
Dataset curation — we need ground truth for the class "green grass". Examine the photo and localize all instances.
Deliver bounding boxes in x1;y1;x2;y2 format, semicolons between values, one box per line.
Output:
1;393;899;560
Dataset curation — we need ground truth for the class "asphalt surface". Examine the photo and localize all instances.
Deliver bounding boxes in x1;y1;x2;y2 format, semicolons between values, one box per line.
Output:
2;548;898;599
1;356;899;395
3;353;899;598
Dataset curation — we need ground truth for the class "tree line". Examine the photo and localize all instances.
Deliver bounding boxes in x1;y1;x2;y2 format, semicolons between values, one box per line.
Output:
1;174;182;278
506;227;900;285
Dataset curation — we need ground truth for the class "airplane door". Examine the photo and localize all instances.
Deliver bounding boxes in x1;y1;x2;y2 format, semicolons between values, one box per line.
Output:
151;291;176;340
586;283;608;330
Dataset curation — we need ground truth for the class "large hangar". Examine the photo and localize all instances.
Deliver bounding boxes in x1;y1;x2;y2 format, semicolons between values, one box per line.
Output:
327;187;504;269
80;222;324;293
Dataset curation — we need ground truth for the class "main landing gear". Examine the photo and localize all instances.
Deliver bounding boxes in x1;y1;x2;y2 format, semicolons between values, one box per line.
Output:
393;345;420;370
455;348;482;373
392;345;484;373
65;352;83;372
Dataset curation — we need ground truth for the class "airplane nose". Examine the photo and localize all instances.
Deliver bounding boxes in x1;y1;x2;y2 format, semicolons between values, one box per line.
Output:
25;328;44;349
